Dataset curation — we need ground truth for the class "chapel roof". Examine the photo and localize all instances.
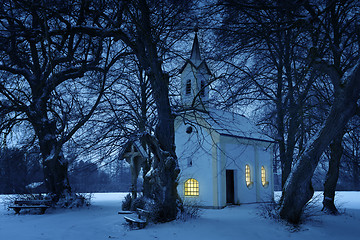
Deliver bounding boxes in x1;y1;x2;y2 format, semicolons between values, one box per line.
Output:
180;108;274;143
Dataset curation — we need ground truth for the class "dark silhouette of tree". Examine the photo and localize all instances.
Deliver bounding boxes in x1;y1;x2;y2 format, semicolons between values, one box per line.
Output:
100;0;195;222
214;0;360;223
279;0;360;223
0;0;121;201
0;148;27;193
215;0;318;189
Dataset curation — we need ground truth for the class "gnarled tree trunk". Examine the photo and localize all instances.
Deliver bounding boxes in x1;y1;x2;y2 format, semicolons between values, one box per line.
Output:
322;132;343;214
143;133;181;222
279;62;360;223
125;0;182;222
29;94;71;202
31;123;71;201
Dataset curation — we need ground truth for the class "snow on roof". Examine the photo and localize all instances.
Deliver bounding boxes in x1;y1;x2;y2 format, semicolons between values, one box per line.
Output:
118;137;149;160
182;108;273;142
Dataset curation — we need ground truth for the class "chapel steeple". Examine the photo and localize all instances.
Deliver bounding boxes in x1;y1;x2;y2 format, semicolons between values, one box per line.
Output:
180;29;211;110
189;31;202;67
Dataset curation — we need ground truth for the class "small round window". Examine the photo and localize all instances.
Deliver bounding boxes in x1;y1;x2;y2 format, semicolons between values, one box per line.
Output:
186;126;193;134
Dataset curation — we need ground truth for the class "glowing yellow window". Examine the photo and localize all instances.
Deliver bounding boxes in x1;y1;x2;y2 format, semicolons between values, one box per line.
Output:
261;166;268;187
261;166;266;186
245;164;251;187
184;178;199;196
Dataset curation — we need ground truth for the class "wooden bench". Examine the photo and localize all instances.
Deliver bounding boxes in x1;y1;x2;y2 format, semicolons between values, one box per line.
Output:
124;215;147;229
118;210;133;214
122;208;151;229
9;200;52;214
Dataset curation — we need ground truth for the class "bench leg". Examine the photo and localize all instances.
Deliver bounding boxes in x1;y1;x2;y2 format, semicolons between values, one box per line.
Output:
40;208;47;214
13;207;21;214
137;222;146;229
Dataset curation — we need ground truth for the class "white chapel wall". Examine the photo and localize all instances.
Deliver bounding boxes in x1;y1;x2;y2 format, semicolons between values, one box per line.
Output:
175;118;275;207
256;146;274;202
175;122;214;207
223;139;257;204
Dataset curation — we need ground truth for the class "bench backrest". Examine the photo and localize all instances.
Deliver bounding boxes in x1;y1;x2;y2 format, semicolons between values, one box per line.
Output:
14;200;52;206
136;208;150;219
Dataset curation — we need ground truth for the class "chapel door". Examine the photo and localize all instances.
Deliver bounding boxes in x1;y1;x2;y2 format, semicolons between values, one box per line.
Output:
226;170;235;204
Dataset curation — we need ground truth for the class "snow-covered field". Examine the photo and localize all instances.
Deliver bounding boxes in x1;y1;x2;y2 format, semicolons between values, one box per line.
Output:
0;192;359;240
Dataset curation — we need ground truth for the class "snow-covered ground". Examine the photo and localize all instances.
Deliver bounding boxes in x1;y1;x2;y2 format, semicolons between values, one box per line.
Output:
0;192;359;240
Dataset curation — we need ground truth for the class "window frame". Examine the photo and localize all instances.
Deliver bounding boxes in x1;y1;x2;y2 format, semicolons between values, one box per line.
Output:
261;166;269;187
185;79;191;95
200;80;205;97
245;164;252;187
184;178;199;196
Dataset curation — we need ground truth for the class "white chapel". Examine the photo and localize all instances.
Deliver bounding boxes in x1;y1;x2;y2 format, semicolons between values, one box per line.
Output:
175;32;274;208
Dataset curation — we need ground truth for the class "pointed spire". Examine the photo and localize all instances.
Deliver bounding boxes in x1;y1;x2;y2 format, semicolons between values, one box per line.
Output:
189;27;202;66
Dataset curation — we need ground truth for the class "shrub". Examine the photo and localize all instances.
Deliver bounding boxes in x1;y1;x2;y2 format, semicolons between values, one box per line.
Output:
131;196;147;210
56;193;88;208
177;199;201;221
121;193;132;211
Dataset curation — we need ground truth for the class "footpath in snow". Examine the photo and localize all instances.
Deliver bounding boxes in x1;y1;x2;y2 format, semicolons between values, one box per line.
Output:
0;192;359;240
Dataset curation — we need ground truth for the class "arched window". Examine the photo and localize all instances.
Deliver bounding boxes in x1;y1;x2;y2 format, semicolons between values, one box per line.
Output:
200;80;205;97
245;164;251;187
184;178;199;196
261;166;268;187
186;79;191;95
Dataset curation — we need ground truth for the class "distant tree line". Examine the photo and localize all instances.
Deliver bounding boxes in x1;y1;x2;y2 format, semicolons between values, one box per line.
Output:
0;147;132;194
0;148;42;194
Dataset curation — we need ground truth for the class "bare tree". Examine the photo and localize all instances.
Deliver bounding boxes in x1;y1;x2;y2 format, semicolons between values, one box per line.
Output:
212;0;359;223
215;0;317;188
279;0;360;222
116;0;195;222
0;0;120;201
77;0;196;221
279;61;360;223
316;0;359;214
342;117;360;190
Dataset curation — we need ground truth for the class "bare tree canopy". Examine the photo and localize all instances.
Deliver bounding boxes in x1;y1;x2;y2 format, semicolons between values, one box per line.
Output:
213;0;360;223
1;0;358;225
0;0;121;201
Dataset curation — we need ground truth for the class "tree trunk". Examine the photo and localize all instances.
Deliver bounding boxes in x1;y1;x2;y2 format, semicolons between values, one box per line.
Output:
352;156;360;190
129;0;181;222
321;0;348;214
275;61;291;188
29;102;71;202
143;133;181;222
147;71;180;222
322;132;343;214
279;62;360;223
42;149;71;202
